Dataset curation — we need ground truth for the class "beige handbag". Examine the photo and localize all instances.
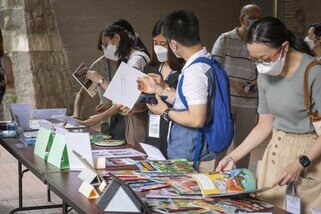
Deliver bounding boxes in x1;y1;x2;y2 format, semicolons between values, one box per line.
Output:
304;60;321;136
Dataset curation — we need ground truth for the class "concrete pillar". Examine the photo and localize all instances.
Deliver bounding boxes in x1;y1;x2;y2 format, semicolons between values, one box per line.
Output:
0;0;73;119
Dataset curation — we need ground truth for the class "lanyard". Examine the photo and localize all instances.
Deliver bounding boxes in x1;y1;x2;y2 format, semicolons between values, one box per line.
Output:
107;59;112;82
159;63;174;82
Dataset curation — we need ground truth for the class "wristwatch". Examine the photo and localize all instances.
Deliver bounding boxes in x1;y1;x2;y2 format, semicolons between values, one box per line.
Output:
298;155;311;168
162;108;172;122
98;78;104;86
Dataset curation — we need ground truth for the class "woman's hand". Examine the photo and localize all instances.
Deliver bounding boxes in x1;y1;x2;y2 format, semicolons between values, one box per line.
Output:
273;160;304;186
82;113;105;127
146;95;168;115
148;73;165;88
215;156;236;172
86;70;103;84
118;104;135;115
137;76;162;94
95;103;111;113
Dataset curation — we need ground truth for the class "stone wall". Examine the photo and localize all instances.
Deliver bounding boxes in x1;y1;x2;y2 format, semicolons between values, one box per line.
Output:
0;0;74;120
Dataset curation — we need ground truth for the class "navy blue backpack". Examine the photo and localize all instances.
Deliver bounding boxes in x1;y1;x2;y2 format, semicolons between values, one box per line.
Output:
177;56;234;169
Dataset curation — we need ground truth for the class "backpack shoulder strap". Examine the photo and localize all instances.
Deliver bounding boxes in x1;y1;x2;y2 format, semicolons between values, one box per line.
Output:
304;59;321;121
177;56;214;110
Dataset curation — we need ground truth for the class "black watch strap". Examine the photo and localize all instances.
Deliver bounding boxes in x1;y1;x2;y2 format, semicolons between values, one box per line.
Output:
298;155;311;168
162;108;171;122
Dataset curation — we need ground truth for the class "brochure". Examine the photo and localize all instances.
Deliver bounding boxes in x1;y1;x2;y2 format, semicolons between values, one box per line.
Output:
187;168;255;197
136;159;196;174
72;62;98;97
92;148;146;159
144;197;273;214
106;158;138;167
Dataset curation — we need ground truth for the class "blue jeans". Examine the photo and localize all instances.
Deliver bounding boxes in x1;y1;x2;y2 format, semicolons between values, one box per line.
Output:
168;122;217;161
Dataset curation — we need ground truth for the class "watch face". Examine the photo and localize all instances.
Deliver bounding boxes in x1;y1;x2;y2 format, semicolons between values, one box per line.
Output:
299;156;311;167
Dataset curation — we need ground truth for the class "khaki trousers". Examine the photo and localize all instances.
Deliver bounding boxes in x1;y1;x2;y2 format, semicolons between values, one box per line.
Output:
257;130;321;213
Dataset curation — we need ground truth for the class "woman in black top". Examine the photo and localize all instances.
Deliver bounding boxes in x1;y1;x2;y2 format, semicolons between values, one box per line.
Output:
143;20;184;157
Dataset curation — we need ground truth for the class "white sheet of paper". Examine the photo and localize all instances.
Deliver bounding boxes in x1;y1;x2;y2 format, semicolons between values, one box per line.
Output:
32;108;67;120
65;132;93;170
103;62;146;109
140;143;166;160
10;103;31;130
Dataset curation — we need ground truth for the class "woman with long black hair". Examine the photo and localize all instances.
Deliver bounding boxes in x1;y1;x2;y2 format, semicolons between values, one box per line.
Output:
84;24;150;147
216;17;321;213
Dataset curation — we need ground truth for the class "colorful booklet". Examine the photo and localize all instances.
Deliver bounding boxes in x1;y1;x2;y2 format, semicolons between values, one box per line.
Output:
92;148;146;159
165;176;201;195
189;168;257;197
106;158;138;166
136;159;196;174
144;197;273;214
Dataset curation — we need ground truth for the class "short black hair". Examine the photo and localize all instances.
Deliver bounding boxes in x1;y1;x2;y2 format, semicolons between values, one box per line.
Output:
162;10;201;47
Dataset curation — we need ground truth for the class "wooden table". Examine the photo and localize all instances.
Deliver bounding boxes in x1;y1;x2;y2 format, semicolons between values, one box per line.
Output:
1;135;290;214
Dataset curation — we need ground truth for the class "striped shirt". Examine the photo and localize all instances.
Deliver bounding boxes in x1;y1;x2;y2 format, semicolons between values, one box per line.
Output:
211;28;258;108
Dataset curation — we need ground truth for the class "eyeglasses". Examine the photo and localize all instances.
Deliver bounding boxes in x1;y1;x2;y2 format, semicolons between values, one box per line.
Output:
249;46;282;65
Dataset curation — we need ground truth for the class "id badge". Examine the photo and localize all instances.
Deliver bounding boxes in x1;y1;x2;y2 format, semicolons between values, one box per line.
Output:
285;184;301;214
148;112;161;138
312;120;321;136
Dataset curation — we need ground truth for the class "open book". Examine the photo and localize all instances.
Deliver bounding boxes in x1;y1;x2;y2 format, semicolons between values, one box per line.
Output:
167;168;271;198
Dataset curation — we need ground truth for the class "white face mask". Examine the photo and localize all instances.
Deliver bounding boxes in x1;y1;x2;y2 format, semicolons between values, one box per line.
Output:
169;40;182;58
304;37;316;50
103;44;119;61
246;19;258;30
154;45;168;62
256;48;286;76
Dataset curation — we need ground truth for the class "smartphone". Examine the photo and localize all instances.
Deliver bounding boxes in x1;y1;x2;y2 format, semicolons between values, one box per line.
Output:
138;94;168;105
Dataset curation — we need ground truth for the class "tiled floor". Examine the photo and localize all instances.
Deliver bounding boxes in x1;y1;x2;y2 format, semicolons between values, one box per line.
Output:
0;140;268;214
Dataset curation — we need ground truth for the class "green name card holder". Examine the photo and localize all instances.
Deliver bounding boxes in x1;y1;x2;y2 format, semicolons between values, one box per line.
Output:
34;128;54;160
47;133;70;169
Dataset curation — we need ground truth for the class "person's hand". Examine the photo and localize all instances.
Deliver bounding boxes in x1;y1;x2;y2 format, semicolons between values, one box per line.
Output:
233;82;246;97
137;76;162;94
215;156;236;172
118;104;135;115
146;95;168;115
95;103;111;113
86;70;103;84
273;160;304;186
148;73;165;88
71;113;79;119
82;114;105;127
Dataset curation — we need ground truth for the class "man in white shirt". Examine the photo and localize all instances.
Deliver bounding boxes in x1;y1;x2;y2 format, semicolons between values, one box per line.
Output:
137;10;217;172
211;4;262;168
